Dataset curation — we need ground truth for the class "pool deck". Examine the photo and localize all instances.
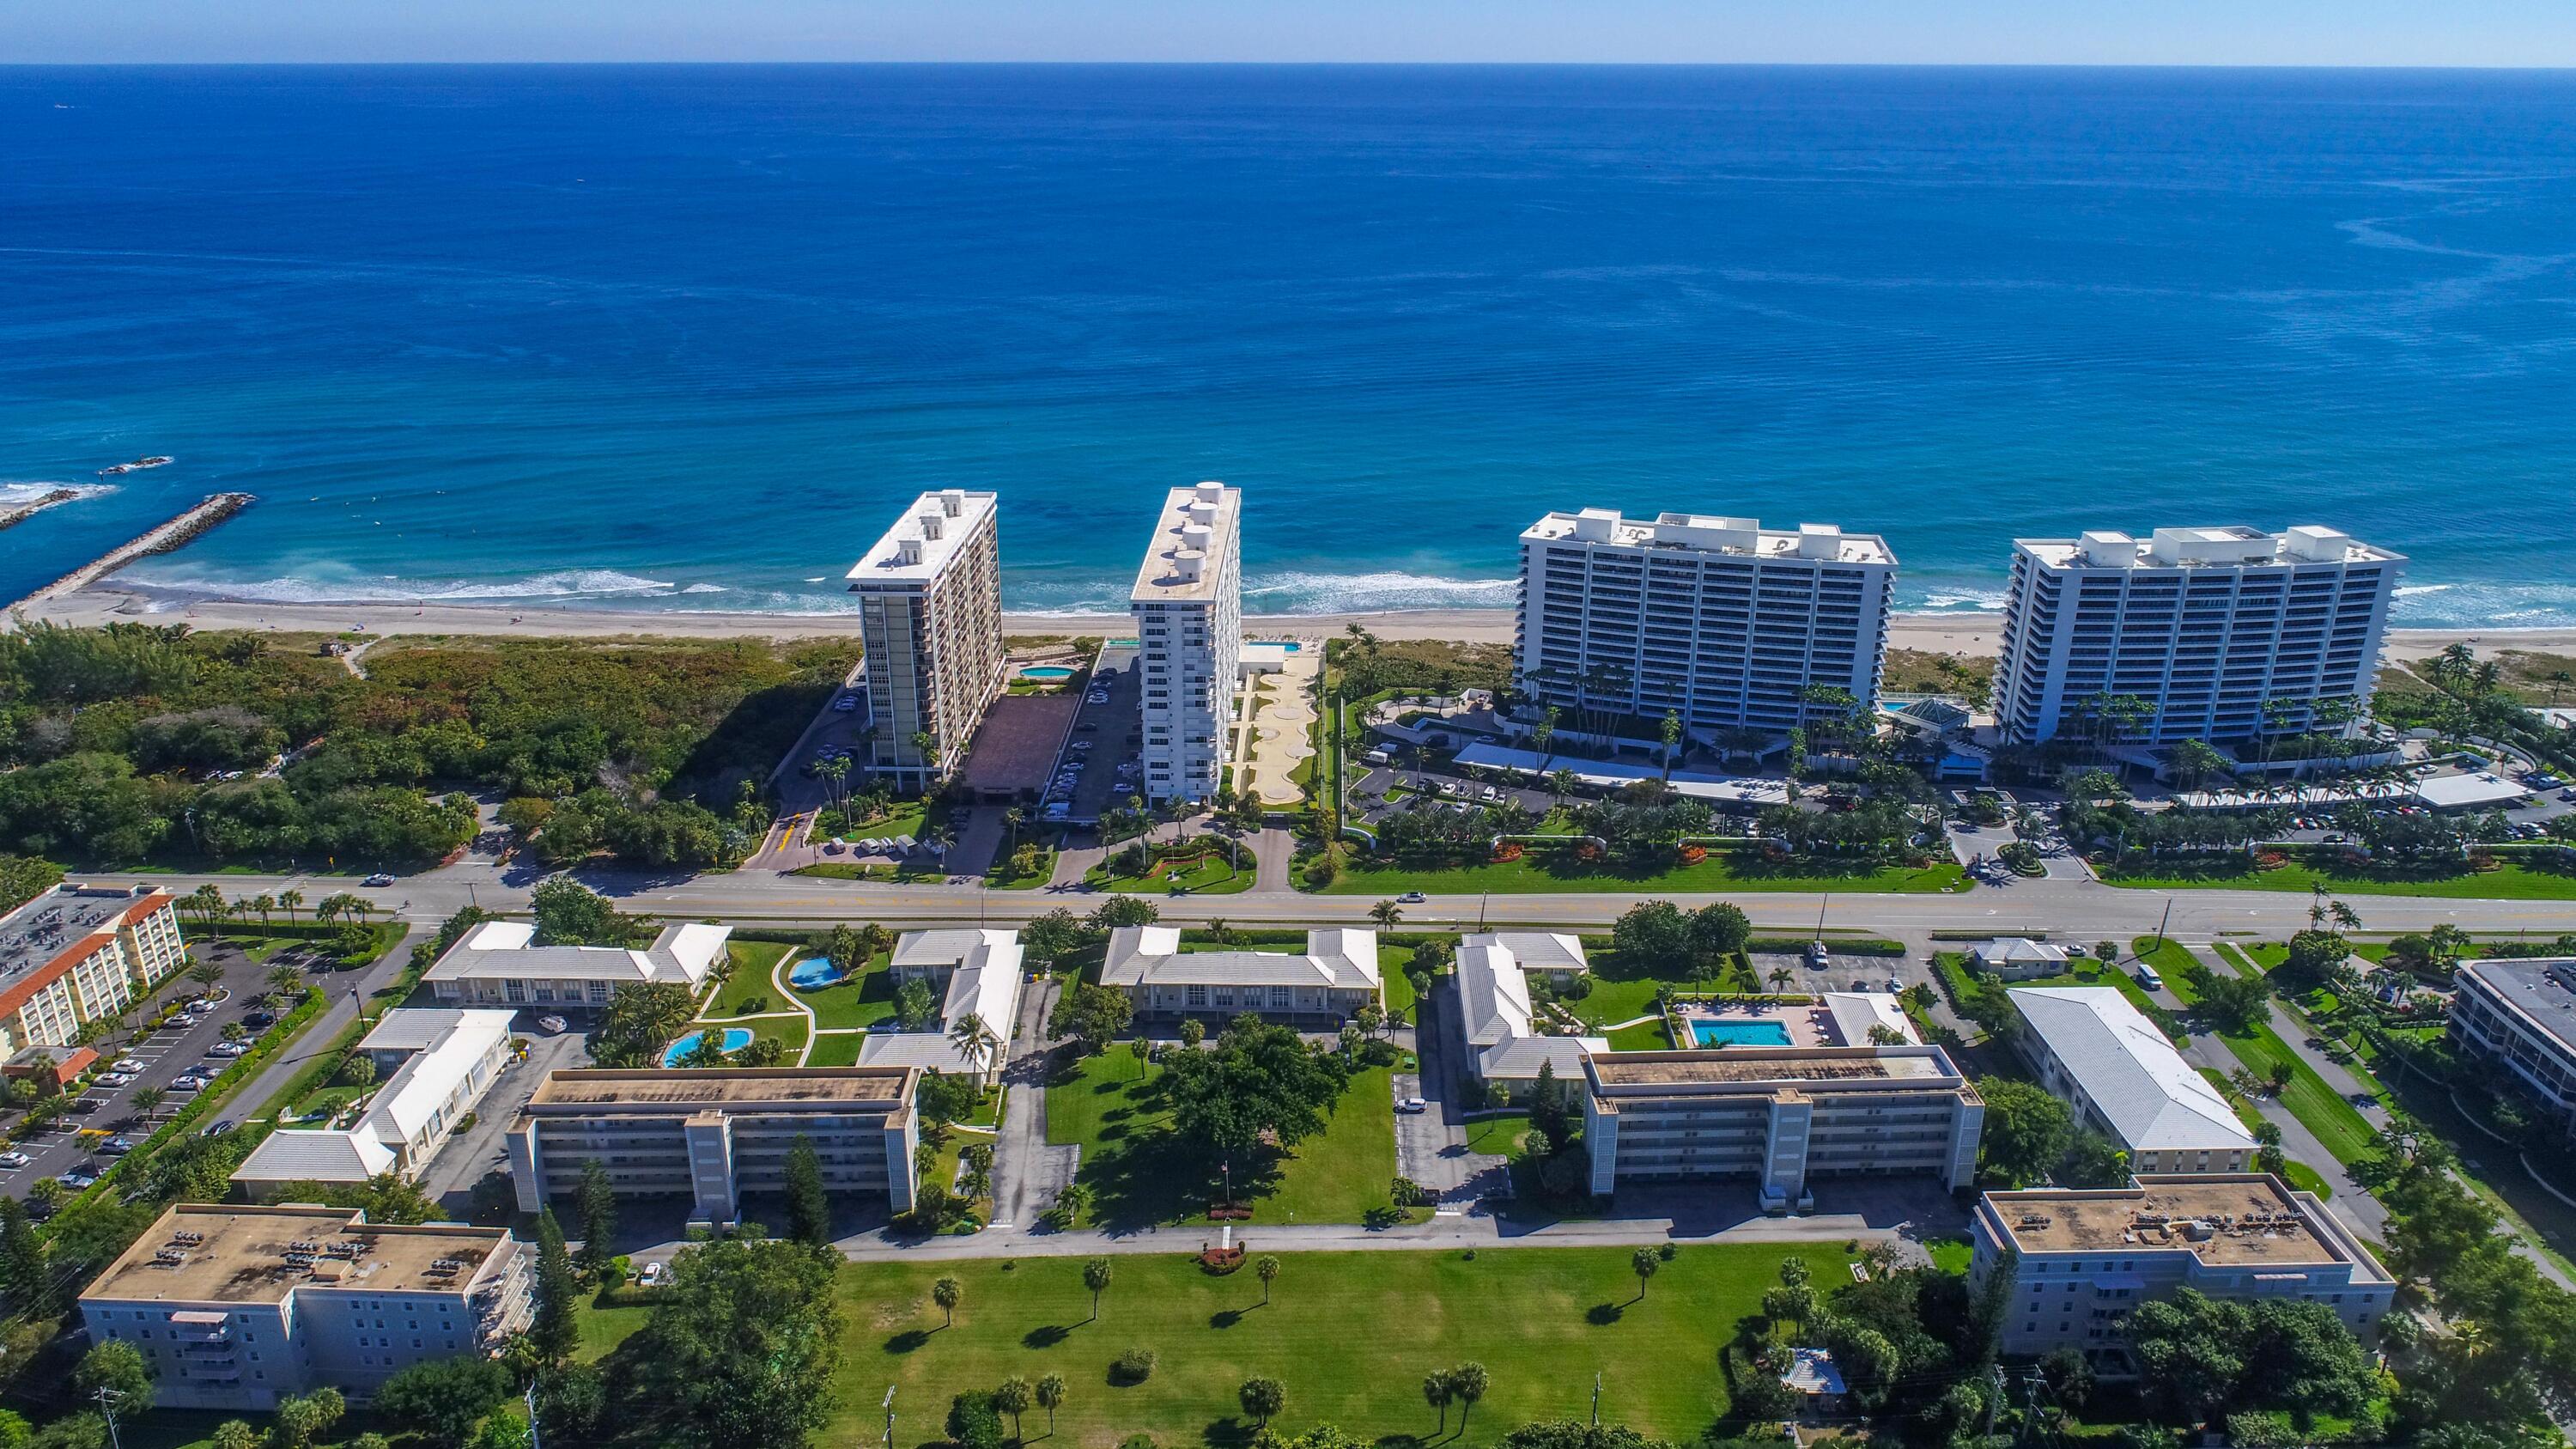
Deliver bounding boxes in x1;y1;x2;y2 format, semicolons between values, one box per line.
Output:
1675;1001;1833;1050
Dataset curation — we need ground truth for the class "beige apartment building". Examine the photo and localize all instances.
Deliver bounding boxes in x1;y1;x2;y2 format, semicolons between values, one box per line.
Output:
80;1204;532;1411
848;489;1005;788
1582;1046;1984;1211
506;1067;920;1226
0;885;188;1055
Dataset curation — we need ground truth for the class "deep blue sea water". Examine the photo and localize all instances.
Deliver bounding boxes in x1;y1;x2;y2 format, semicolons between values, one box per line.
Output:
6;64;2576;624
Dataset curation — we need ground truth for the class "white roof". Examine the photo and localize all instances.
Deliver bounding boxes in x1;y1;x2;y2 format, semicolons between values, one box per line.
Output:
1971;938;2069;965
1488;931;1588;976
359;1012;513;1148
2010;988;2256;1155
857;1035;985;1075
845;490;997;585
231;1126;398;1184
1449;742;1792;806
1456;937;1534;1048
1820;992;1917;1046
1100;926;1380;992
2414;771;2532;809
866;929;1024;1074
424;921;730;989
360;1007;513;1055
1477;1035;1607;1082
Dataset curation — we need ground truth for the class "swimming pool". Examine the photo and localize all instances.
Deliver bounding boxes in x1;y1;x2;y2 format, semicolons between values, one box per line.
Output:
788;956;845;989
1691;1019;1795;1048
1020;665;1078;680
662;1026;753;1066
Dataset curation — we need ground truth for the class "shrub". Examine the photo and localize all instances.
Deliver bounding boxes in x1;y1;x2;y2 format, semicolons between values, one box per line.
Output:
1110;1348;1157;1385
945;1393;1005;1449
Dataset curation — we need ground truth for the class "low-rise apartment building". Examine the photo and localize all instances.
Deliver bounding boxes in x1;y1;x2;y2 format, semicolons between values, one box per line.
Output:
1992;524;2402;748
0;885;188;1054
1581;1047;1984;1211
1457;932;1605;1097
2011;987;2257;1173
2447;958;2576;1128
1099;925;1379;1024
1971;1173;2396;1358
231;1008;519;1196
505;1067;919;1226
857;928;1024;1088
79;1203;532;1411
423;920;731;1011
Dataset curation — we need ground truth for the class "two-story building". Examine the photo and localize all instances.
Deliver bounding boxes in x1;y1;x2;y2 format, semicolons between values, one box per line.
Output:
1099;925;1379;1025
2011;987;2256;1173
2448;958;2576;1131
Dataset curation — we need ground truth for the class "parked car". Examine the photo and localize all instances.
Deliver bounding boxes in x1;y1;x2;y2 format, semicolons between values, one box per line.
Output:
1805;941;1832;968
209;1041;250;1058
241;1010;276;1028
638;1261;668;1288
110;1057;144;1075
1396;1097;1429;1115
200;1119;237;1136
2135;965;2165;990
833;692;860;712
100;1136;138;1156
69;1096;106;1115
537;1014;568;1035
60;1168;98;1190
97;1073;135;1089
0;1151;29;1170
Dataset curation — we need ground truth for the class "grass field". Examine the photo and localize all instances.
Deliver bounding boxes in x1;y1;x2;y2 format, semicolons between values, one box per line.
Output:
1605;1020;1671;1051
987;846;1057;890
2125;937;2205;1006
575;1244;1844;1448
1321;852;1967;896
1087;851;1257;895
2207;1016;2379;1166
785;951;898;1031
701;941;797;1019
808;1032;867;1067
2098;855;2576;898
1463;1112;1532;1157
1047;1049;1398;1227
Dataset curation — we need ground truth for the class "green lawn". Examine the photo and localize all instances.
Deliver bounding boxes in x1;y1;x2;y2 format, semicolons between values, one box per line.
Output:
701;941;796;1019
577;1243;1844;1448
1085;851;1255;895
2125;937;2205;1005
807;1032;868;1067
2200;1068;2336;1199
2098;855;2576;898
1606;1020;1672;1051
1464;1112;1532;1157
2207;1016;2380;1166
987;847;1057;890
1321;851;1968;895
785;951;897;1032
1046;1049;1398;1227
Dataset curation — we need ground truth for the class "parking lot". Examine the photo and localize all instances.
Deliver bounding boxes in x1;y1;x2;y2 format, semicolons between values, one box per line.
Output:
3;938;301;1204
1054;642;1145;825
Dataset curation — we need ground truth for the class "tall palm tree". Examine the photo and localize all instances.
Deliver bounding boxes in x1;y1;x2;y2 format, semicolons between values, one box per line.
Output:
246;894;275;941
1768;966;1793;993
184;884;226;931
1002;807;1024;854
1369;900;1404;929
947;1013;1000;1083
276;889;305;930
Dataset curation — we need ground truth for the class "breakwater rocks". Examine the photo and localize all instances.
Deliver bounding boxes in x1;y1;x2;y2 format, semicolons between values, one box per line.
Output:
14;492;256;607
0;488;82;533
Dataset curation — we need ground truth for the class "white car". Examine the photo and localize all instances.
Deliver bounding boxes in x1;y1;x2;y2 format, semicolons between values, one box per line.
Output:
638;1261;668;1288
832;692;860;712
110;1057;144;1075
0;1151;29;1170
537;1014;568;1035
1397;891;1426;904
1395;1097;1429;1115
209;1041;250;1057
97;1073;135;1089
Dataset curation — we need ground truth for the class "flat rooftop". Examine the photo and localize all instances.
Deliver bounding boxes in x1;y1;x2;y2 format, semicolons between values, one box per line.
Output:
0;886;163;1004
2461;958;2576;1050
846;490;996;587
2017;525;2403;571
957;691;1082;795
1589;1047;1955;1088
1522;508;1895;566
87;1205;509;1305
1984;1176;2342;1267
1131;483;1241;604
525;1067;915;1110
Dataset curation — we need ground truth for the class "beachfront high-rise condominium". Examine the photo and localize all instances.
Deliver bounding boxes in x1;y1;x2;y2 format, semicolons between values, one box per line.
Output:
1131;481;1242;802
1993;525;2403;748
1516;509;1897;740
846;490;1005;788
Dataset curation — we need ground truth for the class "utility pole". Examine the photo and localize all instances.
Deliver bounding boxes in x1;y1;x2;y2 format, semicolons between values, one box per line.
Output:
883;1385;897;1449
2154;896;2174;952
94;1388;123;1449
526;1381;544;1449
1590;1371;1601;1427
1814;891;1830;942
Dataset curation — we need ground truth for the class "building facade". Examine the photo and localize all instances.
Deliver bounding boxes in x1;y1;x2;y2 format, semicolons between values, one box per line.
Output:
1099;925;1379;1024
1457;933;1605;1096
80;1204;532;1411
856;928;1024;1088
1130;482;1243;803
422;920;731;1010
2447;958;2576;1130
505;1067;920;1226
1581;1047;1984;1212
847;489;1006;788
1971;1174;2396;1358
2011;988;2257;1173
1516;509;1897;740
232;1008;519;1196
0;885;187;1056
1992;525;2403;747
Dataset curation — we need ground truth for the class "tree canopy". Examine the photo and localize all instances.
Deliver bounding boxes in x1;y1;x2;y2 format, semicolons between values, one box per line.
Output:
611;1233;843;1449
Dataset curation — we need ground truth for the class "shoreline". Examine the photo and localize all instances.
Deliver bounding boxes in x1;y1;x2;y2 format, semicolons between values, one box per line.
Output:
9;583;2565;664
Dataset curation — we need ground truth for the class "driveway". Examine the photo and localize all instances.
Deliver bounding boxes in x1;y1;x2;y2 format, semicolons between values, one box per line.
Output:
421;1025;591;1215
987;975;1077;1231
1393;977;1512;1207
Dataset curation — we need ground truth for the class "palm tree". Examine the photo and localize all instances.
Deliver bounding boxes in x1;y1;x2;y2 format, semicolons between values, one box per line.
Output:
247;894;276;941
1255;1254;1280;1305
1533;706;1560;773
1369;900;1404;929
266;965;302;1000
1767;966;1793;993
1003;807;1024;854
910;729;939;784
932;1275;962;1327
1659;709;1682;782
1036;1373;1065;1436
1631;1246;1660;1300
1423;1371;1453;1434
994;1377;1032;1444
1449;1362;1489;1433
184;884;226;931
187;959;225;994
947;1013;1000;1084
277;889;305;931
132;1086;167;1116
1237;1377;1285;1430
1082;1257;1112;1321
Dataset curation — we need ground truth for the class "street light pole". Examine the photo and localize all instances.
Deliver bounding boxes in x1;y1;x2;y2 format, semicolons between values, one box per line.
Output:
884;1385;897;1449
94;1388;123;1449
2154;896;2174;952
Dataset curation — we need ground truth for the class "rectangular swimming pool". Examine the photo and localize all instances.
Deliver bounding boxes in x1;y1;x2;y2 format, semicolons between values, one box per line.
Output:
1691;1019;1795;1048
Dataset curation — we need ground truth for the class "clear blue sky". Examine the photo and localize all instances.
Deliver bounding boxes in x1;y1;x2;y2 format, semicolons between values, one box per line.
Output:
8;0;2576;66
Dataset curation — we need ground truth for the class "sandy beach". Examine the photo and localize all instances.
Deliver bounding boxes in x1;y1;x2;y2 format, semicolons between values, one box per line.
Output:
9;582;2563;665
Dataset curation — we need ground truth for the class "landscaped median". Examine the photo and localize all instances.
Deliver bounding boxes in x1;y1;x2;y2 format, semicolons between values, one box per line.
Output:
2095;846;2576;898
575;1242;1849;1446
1084;837;1256;895
1317;844;1967;895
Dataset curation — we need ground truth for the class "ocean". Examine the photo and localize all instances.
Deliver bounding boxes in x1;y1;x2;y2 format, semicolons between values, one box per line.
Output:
5;64;2576;625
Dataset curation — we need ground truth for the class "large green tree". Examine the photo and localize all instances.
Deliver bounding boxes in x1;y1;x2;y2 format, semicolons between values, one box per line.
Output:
592;981;700;1067
1973;1078;2071;1188
782;1135;831;1248
375;1355;515;1448
613;1234;844;1449
531;878;654;947
532;1207;580;1365
1159;1014;1351;1162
